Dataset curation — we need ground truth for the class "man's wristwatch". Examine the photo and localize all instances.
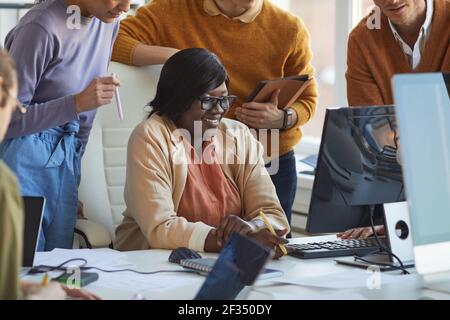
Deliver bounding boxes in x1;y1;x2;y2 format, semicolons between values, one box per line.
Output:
282;108;294;129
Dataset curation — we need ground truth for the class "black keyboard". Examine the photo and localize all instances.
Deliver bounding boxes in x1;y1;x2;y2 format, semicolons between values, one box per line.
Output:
286;238;387;259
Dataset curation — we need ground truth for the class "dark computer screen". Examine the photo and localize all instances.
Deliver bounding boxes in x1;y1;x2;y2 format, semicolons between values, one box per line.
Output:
195;233;271;300
306;106;405;233
444;73;450;97
22;196;45;266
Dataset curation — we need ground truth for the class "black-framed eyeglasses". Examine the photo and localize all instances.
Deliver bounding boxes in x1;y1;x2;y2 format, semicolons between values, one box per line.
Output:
198;95;237;112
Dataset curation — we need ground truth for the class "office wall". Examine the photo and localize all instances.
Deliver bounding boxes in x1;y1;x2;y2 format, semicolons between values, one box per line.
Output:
0;9;25;46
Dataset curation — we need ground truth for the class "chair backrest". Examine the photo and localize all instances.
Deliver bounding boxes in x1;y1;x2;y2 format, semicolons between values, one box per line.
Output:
78;61;162;238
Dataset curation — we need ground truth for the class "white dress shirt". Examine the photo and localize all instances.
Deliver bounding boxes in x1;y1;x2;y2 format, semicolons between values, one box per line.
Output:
388;0;434;69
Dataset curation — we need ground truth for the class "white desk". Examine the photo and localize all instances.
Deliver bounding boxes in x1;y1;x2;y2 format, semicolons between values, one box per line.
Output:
25;235;450;300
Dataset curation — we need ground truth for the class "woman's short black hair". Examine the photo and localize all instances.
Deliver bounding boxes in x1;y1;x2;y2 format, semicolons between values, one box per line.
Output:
149;48;229;120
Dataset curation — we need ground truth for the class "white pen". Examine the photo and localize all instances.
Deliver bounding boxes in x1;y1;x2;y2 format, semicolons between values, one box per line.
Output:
112;72;123;120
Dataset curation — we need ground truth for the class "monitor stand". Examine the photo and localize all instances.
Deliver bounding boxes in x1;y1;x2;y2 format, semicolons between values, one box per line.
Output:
335;202;415;271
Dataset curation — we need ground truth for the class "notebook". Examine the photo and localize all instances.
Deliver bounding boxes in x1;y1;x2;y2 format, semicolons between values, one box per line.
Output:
193;233;279;300
246;74;312;109
181;258;282;280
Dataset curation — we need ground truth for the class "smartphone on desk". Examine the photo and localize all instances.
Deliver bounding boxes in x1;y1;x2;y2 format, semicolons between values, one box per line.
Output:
55;271;99;287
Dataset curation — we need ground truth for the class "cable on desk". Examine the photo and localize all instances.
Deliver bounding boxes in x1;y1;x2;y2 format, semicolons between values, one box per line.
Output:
353;205;410;275
354;254;409;273
28;258;198;276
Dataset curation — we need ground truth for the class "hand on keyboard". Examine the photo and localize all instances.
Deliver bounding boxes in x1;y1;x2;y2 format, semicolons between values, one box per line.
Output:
337;226;385;240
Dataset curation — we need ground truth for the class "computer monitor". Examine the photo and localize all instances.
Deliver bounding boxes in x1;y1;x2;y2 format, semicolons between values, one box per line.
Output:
194;233;272;300
22;196;45;267
393;73;450;286
444;73;450;96
306;106;405;233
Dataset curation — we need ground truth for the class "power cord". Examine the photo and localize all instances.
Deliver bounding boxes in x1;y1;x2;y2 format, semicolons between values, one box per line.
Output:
354;253;409;274
28;258;198;276
355;205;409;275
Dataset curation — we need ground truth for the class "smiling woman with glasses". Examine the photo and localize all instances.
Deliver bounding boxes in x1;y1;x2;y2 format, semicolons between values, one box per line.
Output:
114;48;289;257
198;95;237;112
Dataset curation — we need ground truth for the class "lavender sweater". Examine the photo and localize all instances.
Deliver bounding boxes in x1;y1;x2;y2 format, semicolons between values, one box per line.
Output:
5;0;119;146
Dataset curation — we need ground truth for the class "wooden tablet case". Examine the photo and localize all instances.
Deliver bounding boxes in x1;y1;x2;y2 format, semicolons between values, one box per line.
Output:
246;75;312;109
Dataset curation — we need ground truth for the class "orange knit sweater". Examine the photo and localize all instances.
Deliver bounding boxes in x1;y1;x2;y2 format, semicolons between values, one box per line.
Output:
346;0;450;106
112;0;317;157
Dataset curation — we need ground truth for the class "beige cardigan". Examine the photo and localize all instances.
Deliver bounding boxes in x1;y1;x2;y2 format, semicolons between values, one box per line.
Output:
114;114;289;251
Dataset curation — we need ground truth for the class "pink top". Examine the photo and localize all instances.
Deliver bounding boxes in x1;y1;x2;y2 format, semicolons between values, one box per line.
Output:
177;139;242;227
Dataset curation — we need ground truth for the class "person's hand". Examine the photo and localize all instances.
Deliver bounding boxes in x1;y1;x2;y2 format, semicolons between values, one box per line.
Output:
77;199;86;220
248;228;289;259
75;75;120;113
235;90;284;129
61;285;101;300
203;229;222;252
337;226;385;240
204;229;221;252
24;282;67;300
216;215;258;247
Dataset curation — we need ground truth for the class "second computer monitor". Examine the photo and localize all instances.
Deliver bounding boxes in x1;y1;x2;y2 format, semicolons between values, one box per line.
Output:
306;106;405;234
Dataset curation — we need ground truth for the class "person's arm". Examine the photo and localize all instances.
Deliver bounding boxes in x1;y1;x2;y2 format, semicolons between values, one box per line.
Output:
4;23;79;139
235;19;317;130
124;124;213;251
283;18;318;129
0;167;24;300
131;44;179;66
112;2;178;66
345;31;385;106
236;128;290;258
21;281;66;300
238;127;290;232
6;24;121;140
21;281;101;300
339;32;386;238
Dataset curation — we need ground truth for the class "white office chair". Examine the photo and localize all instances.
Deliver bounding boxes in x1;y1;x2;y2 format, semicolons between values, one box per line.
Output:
76;62;163;248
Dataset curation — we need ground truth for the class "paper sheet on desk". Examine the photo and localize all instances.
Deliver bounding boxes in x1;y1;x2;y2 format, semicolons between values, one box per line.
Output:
272;270;415;289
89;270;199;294
263;260;297;274
34;248;130;268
